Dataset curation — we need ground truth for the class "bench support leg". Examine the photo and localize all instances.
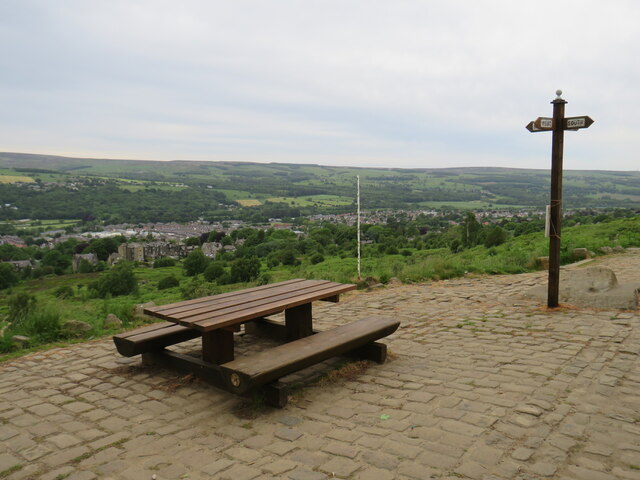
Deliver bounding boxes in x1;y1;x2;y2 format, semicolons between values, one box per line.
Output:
262;382;289;408
202;329;234;364
346;341;387;364
285;303;313;341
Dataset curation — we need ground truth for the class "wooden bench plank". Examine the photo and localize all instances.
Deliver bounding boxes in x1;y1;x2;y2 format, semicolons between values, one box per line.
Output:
219;316;400;394
113;322;201;357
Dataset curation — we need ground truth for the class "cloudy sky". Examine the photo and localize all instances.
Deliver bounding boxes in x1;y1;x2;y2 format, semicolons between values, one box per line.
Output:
1;1;638;170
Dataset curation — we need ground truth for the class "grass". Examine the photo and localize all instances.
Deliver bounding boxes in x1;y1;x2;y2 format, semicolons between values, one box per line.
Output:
236;199;262;206
0;464;23;478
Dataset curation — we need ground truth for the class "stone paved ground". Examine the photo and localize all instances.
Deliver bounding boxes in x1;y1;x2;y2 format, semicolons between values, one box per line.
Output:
1;252;639;480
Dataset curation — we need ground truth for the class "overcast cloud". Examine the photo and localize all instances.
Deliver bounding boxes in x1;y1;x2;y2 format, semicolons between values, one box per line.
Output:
1;1;638;170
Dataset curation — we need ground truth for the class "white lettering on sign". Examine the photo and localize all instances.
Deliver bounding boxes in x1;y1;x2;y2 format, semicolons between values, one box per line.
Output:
540;119;553;128
566;118;586;128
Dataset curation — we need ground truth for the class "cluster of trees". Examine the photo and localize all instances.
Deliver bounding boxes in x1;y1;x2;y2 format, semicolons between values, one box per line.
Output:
0;236;124;282
0;183;229;223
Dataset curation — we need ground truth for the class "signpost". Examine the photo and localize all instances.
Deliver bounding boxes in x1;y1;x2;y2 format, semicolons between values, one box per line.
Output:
526;90;593;308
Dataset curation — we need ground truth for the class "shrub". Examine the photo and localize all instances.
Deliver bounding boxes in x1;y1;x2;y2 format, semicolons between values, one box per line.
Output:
280;250;300;266
203;262;225;282
0;262;19;290
91;262;138;298
157;275;180;290
266;254;280;268
31;265;55;278
78;259;94;273
310;253;324;265
484;226;508;248
14;306;62;343
54;285;74;299
181;277;215;300
7;292;38;322
153;257;176;268
401;249;412;256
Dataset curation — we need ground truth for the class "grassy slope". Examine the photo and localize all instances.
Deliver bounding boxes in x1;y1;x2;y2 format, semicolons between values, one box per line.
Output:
2;216;638;359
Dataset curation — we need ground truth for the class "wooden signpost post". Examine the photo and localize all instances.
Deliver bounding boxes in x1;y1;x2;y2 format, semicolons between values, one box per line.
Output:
527;90;593;308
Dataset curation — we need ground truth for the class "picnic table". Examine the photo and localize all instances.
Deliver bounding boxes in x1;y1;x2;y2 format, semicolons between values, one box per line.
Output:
114;278;399;406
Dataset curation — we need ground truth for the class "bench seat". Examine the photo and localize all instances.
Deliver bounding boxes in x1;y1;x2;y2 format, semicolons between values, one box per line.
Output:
219;316;400;394
113;322;201;357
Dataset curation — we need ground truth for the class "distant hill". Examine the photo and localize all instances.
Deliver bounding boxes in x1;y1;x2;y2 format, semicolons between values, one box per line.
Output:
1;152;639;221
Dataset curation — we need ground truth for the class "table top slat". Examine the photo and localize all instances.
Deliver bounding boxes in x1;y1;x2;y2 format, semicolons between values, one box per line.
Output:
144;278;307;315
154;279;330;319
193;283;355;331
171;281;345;326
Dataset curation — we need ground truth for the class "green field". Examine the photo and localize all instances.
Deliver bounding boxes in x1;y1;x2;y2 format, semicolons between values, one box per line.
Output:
2;152;640;211
1;218;79;231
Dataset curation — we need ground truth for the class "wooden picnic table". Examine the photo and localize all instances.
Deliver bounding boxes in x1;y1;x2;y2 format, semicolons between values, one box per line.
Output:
143;278;356;364
114;278;399;406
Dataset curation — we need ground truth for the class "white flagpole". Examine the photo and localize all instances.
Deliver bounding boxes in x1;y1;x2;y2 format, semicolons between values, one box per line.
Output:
357;175;361;280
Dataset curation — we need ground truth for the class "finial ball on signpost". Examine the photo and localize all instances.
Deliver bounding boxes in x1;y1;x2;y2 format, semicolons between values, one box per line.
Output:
555;89;563;98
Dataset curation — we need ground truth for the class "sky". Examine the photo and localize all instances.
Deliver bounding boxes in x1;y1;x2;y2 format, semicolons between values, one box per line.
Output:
1;1;639;170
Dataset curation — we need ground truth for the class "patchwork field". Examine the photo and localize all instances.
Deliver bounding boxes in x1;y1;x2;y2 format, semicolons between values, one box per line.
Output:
0;175;34;183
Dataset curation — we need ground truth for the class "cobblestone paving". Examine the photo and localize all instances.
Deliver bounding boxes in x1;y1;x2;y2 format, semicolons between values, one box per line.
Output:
1;252;639;479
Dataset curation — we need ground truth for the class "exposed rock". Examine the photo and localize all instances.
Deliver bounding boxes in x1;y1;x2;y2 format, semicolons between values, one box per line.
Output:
571;248;590;260
387;277;402;286
133;301;156;322
599;246;613;255
12;335;30;347
525;266;639;309
568;266;618;292
62;320;93;337
613;246;625;253
537;256;550;270
104;314;122;329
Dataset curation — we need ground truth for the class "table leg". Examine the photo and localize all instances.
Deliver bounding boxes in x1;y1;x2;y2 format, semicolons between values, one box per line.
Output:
285;303;313;341
202;329;234;364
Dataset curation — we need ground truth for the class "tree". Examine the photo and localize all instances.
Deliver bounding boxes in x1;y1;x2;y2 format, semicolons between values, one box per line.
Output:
84;237;119;261
183;249;209;276
462;212;482;248
229;257;261;283
41;250;71;274
0;263;19;290
184;236;201;247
